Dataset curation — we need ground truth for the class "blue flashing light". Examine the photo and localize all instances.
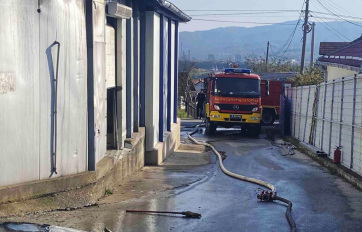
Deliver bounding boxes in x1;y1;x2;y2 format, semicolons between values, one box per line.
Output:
224;68;251;74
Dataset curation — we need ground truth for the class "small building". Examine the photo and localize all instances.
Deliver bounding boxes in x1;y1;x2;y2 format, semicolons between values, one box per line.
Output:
0;0;190;200
317;36;362;81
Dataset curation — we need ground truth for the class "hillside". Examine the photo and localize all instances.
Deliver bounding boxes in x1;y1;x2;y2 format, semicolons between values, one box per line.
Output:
180;21;362;61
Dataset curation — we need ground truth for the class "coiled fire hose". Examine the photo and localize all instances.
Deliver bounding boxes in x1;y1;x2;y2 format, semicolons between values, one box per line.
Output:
188;128;296;232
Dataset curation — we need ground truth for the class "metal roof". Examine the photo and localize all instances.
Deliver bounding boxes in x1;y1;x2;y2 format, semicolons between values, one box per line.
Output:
319;42;350;56
317;35;362;68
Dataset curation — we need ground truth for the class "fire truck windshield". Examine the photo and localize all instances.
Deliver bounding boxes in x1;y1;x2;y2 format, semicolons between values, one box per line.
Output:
213;78;260;97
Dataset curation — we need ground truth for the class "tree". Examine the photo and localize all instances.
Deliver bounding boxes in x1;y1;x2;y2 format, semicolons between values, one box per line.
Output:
178;60;196;104
244;54;299;73
288;67;324;86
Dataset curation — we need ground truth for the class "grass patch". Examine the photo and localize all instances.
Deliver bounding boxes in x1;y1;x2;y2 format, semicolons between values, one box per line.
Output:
177;109;192;119
105;189;113;196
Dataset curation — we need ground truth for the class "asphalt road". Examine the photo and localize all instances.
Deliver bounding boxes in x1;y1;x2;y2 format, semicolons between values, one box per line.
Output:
155;122;362;232
4;121;362;232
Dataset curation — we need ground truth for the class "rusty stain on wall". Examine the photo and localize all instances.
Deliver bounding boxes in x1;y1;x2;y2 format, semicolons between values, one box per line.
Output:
0;73;15;94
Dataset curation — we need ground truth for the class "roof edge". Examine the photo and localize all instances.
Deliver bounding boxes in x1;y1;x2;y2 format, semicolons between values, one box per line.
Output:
316;61;360;72
156;0;191;22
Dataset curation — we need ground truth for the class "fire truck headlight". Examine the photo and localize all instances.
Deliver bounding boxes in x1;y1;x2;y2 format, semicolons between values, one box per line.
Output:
251;117;260;120
214;105;220;111
252;107;259;112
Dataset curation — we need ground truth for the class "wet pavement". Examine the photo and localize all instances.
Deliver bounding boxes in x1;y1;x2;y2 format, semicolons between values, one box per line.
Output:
3;120;362;232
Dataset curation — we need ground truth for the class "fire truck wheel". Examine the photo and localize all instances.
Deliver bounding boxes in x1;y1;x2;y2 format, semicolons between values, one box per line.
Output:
262;110;275;126
248;124;261;138
205;118;217;135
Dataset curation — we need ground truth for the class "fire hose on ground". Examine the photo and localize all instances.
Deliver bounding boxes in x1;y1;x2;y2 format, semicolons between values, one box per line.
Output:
188;127;296;232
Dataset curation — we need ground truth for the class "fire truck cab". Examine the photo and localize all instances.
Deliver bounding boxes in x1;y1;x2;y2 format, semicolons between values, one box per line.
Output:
204;68;269;136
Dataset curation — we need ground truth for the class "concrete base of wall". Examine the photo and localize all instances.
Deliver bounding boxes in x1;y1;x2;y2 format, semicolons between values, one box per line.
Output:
0;128;145;217
285;136;362;191
145;119;181;165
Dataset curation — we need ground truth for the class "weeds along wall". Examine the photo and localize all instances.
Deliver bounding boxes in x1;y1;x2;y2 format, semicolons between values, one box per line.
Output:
285;74;362;175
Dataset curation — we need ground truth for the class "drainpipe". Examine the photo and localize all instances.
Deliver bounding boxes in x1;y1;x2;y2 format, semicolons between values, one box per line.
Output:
86;0;96;171
46;41;60;176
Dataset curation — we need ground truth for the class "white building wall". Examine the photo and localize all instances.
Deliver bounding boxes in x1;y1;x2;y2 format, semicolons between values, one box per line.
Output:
0;0;88;186
40;0;88;177
0;0;40;186
145;12;160;151
327;66;358;81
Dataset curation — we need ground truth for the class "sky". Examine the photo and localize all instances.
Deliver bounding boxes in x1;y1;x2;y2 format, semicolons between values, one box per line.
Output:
170;0;362;32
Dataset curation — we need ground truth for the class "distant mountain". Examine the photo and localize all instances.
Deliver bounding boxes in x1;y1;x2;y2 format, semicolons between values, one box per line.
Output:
180;21;362;62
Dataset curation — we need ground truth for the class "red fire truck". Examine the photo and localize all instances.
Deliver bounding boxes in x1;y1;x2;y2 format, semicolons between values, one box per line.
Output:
261;80;291;126
204;68;269;136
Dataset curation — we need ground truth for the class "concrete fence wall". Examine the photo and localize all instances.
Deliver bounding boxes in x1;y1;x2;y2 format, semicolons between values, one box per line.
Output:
286;74;362;175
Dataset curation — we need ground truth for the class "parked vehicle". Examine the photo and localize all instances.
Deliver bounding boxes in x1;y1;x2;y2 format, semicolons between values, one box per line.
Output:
203;68;269;136
260;80;291;126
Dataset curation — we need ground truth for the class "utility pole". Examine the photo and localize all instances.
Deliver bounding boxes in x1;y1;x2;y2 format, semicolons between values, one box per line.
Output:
310;22;315;70
300;0;310;74
266;41;270;72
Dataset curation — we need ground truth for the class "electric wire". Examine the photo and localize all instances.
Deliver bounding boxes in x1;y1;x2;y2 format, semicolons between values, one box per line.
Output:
319;0;352;16
309;2;351;41
270;0;305;58
310;11;362;21
183;9;302;12
189;12;301;16
191;18;297;25
313;0;362;27
311;16;351;41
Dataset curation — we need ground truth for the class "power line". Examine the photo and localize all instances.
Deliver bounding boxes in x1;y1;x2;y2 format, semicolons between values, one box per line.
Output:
191;18;298;25
271;1;305;58
183;9;302;12
190;15;301;18
309;1;351;41
310;15;362;22
312;16;351;41
320;0;351;16
313;0;362;27
310;11;362;21
189;12;300;16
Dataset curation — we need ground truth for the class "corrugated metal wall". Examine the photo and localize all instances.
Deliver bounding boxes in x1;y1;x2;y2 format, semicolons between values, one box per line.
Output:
0;0;88;186
0;0;40;186
286;74;362;175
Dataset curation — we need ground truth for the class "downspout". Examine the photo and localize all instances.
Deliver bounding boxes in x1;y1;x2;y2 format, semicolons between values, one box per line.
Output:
46;41;60;177
86;0;96;171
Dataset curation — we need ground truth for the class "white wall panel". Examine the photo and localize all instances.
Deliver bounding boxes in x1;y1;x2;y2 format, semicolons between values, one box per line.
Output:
145;12;160;151
93;1;107;164
170;21;176;124
39;0;88;178
289;74;362;176
0;0;40;186
0;0;88;186
163;18;169;131
106;25;116;89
